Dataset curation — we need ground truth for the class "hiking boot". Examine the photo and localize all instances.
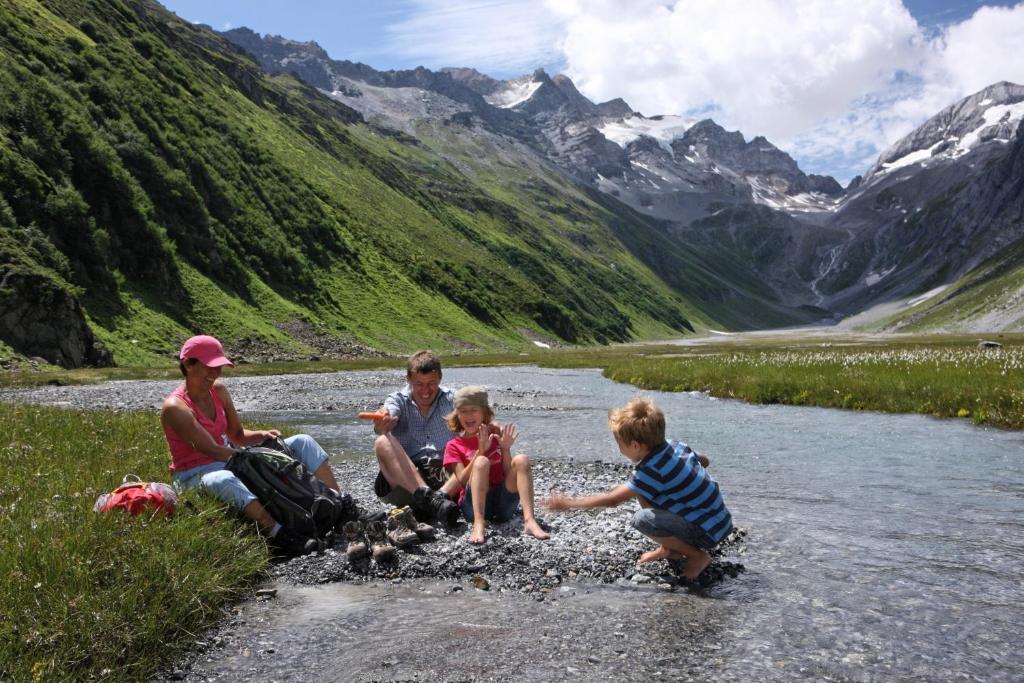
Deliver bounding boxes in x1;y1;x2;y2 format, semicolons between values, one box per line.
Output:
386;512;420;549
364;520;396;563
337;493;387;526
342;521;369;562
268;529;318;558
357;506;387;524
412;487;461;527
393;505;435;541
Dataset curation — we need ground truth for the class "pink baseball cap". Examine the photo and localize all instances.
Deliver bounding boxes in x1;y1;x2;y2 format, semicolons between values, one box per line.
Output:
179;335;234;368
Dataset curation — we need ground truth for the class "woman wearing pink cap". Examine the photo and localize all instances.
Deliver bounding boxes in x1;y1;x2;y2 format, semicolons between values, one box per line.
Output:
161;335;343;554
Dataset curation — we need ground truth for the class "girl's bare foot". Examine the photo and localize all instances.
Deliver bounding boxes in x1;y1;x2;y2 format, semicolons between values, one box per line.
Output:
469;522;486;545
637;545;684;564
523;518;550;540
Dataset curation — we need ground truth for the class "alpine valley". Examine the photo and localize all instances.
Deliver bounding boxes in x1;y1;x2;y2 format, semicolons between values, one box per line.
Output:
1;0;1022;367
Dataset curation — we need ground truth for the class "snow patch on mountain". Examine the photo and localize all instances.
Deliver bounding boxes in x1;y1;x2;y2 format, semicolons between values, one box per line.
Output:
598;114;697;152
864;266;896;287
957;101;1024;153
747;176;840;213
484;79;542;108
881;140;944;173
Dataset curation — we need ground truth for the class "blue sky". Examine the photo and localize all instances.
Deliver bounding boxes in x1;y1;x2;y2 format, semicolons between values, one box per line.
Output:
159;1;1024;182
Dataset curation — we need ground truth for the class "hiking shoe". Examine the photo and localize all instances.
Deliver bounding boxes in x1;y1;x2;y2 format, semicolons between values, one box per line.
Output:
412;487;461;527
357;506;387;524
386;513;420;549
268;529;318;558
394;505;435;541
364;520;396;563
342;521;369;562
337;493;385;525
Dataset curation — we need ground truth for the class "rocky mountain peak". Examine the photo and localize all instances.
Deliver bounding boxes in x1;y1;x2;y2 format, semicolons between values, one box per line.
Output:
441;67;503;96
865;81;1024;182
551;73;599;117
596;97;633;118
675;119;747;159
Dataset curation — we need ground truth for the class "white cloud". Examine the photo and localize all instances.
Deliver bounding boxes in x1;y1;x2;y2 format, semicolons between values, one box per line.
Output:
933;4;1024;94
384;1;1024;181
382;0;565;75
792;3;1024;181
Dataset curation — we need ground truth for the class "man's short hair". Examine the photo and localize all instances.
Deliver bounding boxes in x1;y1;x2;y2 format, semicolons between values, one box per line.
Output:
407;350;442;376
608;397;665;449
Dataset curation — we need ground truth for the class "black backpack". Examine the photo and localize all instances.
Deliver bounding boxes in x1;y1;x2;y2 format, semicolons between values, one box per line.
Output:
225;437;357;542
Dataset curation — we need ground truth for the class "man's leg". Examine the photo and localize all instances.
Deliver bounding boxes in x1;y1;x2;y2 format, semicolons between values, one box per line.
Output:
374;434;426;494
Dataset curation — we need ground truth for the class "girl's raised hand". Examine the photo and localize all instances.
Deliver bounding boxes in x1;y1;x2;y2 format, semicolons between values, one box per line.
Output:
476;423;495;455
498;423;518;451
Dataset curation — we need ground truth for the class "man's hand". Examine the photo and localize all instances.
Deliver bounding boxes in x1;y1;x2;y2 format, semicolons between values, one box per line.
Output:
373;409;397;435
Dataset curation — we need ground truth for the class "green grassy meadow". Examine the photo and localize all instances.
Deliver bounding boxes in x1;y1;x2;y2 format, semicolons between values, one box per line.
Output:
0;403;268;681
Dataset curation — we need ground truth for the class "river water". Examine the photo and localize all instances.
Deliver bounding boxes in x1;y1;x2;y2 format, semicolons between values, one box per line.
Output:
7;366;1021;680
226;365;1024;681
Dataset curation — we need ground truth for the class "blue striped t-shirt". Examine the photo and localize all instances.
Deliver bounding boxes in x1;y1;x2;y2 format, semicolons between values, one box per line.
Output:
627;440;733;545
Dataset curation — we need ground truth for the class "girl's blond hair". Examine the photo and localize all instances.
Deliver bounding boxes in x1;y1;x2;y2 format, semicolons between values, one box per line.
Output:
446;405;495;433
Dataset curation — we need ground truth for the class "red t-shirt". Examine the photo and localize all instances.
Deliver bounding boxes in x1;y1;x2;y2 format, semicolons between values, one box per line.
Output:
443;433;506;494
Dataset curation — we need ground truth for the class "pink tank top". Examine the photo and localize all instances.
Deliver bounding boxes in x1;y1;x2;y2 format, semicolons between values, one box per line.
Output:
164;383;228;473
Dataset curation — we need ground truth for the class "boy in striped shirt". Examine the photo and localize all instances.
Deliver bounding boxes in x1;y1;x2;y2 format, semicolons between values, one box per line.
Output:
544;397;732;581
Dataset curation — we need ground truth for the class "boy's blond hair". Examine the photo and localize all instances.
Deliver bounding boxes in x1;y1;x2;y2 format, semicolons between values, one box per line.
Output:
608;397;665;449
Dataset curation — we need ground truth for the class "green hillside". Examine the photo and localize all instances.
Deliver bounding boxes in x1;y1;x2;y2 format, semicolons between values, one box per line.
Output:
865;237;1024;332
0;0;789;368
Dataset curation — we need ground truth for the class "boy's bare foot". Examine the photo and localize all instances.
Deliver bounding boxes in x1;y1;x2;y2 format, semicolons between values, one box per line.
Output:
523;518;550;540
681;550;712;580
469;522;486;545
637;545;684;564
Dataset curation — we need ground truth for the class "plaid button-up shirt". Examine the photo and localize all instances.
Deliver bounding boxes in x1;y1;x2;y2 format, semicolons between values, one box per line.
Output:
383;385;456;459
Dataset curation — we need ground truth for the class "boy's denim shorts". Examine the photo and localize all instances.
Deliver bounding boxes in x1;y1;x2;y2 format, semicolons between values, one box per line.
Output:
173;434;329;511
460;484;520;523
631;507;715;550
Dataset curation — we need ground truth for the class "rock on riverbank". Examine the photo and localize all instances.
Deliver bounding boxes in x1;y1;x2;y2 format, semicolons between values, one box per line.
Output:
279;458;745;593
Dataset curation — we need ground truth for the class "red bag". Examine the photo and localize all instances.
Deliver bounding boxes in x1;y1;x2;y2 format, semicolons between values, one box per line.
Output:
94;475;177;517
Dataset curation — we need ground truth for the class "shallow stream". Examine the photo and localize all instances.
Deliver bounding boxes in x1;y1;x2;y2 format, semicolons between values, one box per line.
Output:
234;366;1024;681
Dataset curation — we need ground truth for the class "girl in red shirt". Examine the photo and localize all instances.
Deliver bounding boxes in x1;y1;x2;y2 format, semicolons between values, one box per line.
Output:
442;385;550;544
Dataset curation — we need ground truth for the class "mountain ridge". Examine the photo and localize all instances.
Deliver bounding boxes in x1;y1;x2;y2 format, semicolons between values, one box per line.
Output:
3;0;816;368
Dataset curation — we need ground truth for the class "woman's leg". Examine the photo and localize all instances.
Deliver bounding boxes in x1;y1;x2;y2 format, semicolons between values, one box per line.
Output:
285;434;340;492
197;468;277;531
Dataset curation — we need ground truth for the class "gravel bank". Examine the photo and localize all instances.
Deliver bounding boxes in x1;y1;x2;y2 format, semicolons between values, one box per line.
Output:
282;458;745;592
